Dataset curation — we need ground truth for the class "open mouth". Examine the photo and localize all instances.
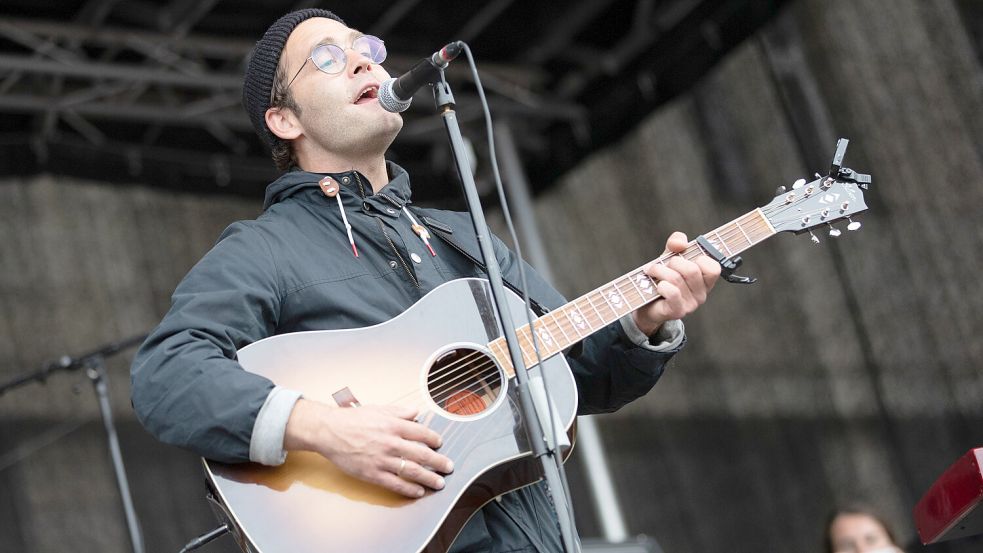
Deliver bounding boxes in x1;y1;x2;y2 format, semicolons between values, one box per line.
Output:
354;85;379;104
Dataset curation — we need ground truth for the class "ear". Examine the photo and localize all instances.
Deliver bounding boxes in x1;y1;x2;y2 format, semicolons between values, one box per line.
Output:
265;106;303;141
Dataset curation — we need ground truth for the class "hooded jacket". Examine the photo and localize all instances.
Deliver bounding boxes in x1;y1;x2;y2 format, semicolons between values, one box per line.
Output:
131;162;683;552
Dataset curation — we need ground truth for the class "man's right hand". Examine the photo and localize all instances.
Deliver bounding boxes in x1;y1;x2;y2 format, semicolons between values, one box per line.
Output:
283;398;454;498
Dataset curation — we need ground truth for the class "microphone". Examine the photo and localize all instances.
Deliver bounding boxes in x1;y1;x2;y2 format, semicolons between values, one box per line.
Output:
378;41;464;113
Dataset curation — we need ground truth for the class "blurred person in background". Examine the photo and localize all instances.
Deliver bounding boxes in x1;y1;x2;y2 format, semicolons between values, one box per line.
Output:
825;505;905;553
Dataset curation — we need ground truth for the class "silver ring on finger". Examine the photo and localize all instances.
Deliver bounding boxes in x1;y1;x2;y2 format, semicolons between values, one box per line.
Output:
397;457;406;476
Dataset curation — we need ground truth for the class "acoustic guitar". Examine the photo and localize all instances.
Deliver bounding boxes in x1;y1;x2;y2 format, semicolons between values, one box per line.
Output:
203;152;870;553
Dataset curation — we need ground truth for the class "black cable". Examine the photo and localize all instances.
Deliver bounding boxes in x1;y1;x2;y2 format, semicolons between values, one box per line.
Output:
460;42;580;552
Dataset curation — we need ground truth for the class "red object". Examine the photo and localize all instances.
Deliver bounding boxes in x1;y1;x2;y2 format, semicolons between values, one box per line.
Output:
914;447;983;544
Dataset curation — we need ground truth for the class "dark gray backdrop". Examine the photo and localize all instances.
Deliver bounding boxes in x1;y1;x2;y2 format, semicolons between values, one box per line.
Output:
2;0;982;551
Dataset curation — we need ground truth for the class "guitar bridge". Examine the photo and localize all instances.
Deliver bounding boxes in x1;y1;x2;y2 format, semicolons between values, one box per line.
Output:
332;387;361;408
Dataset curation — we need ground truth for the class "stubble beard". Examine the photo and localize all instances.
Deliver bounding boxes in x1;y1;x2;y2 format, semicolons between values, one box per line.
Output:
307;105;404;161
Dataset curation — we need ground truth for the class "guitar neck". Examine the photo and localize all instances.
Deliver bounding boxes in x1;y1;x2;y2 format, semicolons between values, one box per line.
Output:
488;208;777;376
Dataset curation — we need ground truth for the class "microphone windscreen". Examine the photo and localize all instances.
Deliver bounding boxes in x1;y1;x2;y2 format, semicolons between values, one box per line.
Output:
378;78;412;113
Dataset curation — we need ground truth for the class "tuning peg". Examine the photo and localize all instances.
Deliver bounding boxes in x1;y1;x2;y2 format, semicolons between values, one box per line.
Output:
809;230;820;244
792;178;806;189
775;185;786;195
847;218;862;231
828;224;841;237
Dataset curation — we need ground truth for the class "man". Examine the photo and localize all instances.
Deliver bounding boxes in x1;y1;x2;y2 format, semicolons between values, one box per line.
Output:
131;8;721;552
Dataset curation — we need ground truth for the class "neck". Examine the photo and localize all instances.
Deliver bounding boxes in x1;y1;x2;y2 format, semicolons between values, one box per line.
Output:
297;152;389;194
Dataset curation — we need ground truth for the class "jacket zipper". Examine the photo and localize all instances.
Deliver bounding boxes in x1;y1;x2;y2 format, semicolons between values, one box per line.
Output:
376;218;420;289
354;172;420;289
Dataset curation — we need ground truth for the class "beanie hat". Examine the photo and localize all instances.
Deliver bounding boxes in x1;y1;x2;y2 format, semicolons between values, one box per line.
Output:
242;9;345;149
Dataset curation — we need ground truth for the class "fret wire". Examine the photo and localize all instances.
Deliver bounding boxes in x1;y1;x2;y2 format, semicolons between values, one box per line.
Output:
530;309;575;342
498;328;527;369
580;295;605;328
740;212;766;241
613;285;629;315
587;290;616;323
707;214;767;257
627;270;645;300
599;286;622;318
493;339;507;365
613;282;632;314
734;219;753;247
618;274;646;310
549;311;572;344
564;304;588;338
730;211;772;249
516;327;535;367
489;339;514;376
570;300;591;331
612;278;639;313
528;321;557;358
712;230;734;256
634;270;659;301
488;209;780;380
720;225;743;255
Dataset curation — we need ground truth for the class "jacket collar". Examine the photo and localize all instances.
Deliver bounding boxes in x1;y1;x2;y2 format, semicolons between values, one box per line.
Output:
262;160;413;211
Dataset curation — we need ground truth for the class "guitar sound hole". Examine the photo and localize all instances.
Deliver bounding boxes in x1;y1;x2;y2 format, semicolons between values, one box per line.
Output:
426;347;503;418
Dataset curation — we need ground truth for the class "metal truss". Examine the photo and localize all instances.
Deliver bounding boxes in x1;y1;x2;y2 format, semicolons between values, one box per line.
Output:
0;5;584;192
0;0;781;197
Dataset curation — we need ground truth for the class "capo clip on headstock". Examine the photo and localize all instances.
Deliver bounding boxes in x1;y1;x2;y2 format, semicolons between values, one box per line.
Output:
827;138;871;189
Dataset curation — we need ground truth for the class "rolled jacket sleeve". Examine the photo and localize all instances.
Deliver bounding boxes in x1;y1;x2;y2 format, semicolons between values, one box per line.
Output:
249;386;303;465
619;316;685;352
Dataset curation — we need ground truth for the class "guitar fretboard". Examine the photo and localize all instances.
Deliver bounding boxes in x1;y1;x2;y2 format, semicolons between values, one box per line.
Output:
489;208;776;376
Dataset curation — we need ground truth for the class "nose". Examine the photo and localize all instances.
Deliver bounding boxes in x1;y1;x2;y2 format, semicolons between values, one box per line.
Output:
347;48;374;76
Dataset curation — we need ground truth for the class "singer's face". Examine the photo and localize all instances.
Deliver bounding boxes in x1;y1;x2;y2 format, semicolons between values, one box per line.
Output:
278;18;403;158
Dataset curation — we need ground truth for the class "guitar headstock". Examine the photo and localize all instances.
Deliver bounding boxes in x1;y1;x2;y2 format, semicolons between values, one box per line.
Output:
760;139;870;239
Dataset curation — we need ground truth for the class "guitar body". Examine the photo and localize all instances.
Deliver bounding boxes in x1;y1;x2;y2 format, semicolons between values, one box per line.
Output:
204;278;578;553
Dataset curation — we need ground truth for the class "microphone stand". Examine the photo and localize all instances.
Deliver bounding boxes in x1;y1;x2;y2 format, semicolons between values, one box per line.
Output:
432;73;582;553
0;334;148;553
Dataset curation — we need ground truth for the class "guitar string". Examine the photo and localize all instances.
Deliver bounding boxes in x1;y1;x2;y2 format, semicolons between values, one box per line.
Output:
438;407;506;465
327;200;837;475
430;364;502;408
427;363;493;400
432;201;838;457
423;370;546;464
399;242;713;408
397;214;795;450
400;378;504;456
444;201;835;395
426;351;490;389
384;210;787;412
431;202;816;449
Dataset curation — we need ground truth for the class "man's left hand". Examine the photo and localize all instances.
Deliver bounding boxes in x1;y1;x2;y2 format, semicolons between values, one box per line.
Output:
632;231;721;336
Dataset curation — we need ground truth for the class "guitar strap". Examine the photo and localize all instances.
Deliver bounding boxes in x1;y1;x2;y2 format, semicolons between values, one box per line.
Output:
414;211;551;318
418;211;590;360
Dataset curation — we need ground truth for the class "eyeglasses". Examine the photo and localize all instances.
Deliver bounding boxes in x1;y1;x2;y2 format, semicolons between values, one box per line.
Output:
275;35;387;103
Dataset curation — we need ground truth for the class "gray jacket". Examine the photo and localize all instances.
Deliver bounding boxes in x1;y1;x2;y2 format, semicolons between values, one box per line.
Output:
131;162;683;552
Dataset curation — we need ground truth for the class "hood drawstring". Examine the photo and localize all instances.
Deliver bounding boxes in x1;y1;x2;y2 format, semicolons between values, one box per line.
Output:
319;172;434;260
318;176;359;258
402;207;436;257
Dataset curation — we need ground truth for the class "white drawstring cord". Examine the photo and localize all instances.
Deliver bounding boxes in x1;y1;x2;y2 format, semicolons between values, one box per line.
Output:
402;207;436;257
318;177;359;257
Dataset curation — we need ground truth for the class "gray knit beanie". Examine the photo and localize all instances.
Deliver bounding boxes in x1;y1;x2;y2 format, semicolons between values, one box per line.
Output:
242;9;345;149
